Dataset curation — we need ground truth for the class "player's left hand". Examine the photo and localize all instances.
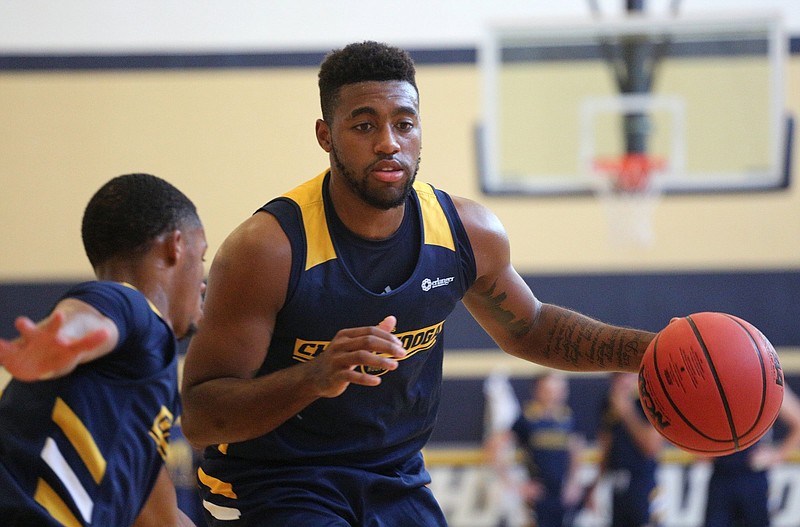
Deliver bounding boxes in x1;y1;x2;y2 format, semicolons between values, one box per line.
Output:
0;311;110;382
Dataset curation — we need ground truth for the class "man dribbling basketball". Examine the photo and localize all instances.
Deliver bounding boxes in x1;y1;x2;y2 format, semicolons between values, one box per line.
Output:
180;41;658;526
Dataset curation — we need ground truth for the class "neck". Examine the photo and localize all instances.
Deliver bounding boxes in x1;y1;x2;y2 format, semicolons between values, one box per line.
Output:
327;174;406;240
94;259;171;324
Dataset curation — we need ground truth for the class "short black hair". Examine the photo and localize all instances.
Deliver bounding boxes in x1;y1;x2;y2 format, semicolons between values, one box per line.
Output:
81;173;200;268
318;41;418;122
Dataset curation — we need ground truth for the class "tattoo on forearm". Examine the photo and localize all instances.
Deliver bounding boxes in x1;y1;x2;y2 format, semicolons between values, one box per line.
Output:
545;310;643;369
481;281;531;338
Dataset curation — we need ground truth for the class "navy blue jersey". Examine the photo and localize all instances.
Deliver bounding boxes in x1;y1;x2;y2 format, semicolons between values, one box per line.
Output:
705;449;770;527
598;392;661;526
600;394;658;477
512;402;574;492
711;432;770;474
203;171;476;475
0;281;180;527
704;437;771;527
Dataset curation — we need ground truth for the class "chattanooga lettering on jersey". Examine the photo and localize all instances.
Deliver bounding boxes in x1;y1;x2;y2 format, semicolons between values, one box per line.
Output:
292;321;445;375
149;405;174;461
421;276;454;292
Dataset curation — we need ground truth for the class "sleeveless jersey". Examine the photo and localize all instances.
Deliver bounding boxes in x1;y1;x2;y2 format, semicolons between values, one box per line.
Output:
0;281;180;527
600;393;658;477
207;171;476;472
512;402;575;491
712;430;772;475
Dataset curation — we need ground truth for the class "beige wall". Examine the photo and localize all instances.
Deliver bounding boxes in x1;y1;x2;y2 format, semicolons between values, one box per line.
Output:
1;57;799;281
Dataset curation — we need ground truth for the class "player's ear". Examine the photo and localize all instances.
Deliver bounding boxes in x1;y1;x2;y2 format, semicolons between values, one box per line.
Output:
160;230;183;267
316;119;332;152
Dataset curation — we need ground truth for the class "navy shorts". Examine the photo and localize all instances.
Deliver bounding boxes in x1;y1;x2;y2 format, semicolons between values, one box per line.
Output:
198;454;448;526
704;469;769;527
609;471;660;527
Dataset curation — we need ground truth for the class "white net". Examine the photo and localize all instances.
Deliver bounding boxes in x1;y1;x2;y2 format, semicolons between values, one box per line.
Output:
580;94;686;248
594;153;666;248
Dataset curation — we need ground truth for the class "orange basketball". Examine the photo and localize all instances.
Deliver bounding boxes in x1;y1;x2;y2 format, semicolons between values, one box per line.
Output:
638;312;784;456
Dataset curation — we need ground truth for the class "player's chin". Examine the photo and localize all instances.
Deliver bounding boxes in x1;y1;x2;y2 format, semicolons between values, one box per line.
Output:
177;321;199;341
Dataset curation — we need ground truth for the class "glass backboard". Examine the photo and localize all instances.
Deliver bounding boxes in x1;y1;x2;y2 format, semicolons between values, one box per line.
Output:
478;12;791;195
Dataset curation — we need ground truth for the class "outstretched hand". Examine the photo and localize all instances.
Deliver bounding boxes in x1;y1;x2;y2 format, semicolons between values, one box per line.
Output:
0;311;110;382
306;315;407;398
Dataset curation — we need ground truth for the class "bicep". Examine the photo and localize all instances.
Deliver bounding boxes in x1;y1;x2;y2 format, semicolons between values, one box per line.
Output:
462;265;539;356
454;197;541;356
183;214;290;386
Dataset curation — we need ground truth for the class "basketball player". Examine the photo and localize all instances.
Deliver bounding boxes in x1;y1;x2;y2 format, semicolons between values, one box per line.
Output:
180;41;657;526
486;372;584;527
0;174;205;527
590;372;664;527
703;383;800;527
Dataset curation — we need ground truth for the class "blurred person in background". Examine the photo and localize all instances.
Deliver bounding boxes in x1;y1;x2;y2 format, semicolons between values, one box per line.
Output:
588;372;665;527
485;371;584;527
703;383;800;527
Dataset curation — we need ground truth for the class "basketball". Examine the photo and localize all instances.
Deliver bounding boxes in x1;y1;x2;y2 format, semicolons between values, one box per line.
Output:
638;312;784;456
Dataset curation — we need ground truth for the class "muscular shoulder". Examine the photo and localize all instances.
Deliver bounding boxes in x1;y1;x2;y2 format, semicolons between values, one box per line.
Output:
451;196;510;275
451;196;506;237
217;212;289;265
207;212;291;313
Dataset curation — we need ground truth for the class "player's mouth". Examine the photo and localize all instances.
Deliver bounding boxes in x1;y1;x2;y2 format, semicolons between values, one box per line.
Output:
371;161;405;183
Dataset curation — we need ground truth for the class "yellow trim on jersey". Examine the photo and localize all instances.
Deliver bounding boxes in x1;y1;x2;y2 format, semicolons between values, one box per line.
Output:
283;171;336;271
34;478;83;527
120;281;163;318
198;467;238;499
51;397;107;484
283;172;456;271
413;181;456;251
217;443;229;455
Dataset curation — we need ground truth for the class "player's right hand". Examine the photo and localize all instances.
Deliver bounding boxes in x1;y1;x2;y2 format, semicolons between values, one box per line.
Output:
306;315;407;398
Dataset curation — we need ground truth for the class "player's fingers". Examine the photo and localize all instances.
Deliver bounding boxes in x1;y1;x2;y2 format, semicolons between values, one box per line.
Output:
336;322;402;344
0;339;13;363
343;369;384;387
13;316;37;337
329;331;406;359
43;311;68;336
362;333;405;358
377;315;396;333
322;347;399;375
348;348;400;371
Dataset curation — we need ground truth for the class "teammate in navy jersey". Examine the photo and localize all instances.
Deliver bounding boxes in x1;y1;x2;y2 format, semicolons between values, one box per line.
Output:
0;174;206;527
486;372;584;527
180;41;659;526
590;372;664;527
703;384;800;527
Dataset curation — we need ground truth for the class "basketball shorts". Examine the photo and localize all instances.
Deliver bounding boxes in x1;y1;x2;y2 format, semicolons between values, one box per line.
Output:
198;454;448;526
704;469;769;527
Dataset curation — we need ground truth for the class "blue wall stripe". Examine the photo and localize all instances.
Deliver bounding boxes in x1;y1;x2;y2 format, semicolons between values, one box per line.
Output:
0;47;476;71
0;37;796;71
3;270;798;344
444;270;800;349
